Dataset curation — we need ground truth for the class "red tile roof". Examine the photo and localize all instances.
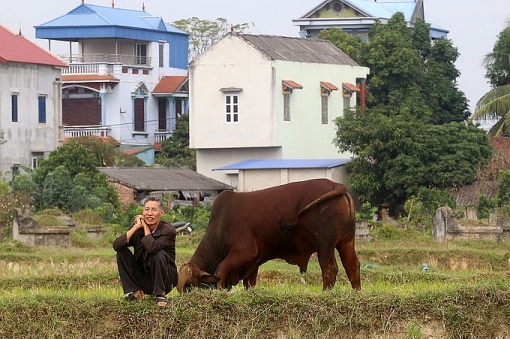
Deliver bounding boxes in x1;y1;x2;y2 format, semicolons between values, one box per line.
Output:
282;80;303;89
0;24;67;67
62;74;120;82
153;75;187;94
320;81;338;91
342;82;360;92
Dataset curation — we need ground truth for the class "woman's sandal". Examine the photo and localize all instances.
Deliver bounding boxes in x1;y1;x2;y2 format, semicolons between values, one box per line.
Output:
156;295;168;309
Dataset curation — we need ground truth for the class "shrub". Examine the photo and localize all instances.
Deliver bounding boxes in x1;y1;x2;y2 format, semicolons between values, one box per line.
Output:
356;201;378;220
477;194;497;219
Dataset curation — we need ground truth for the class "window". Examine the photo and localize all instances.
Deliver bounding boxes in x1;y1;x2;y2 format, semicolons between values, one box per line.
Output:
281;80;303;122
321;95;329;124
225;95;239;123
38;96;46;123
31;152;44;169
134;98;145;131
135;44;147;65
159;43;164;68
320;82;338;124
283;92;291;121
11;94;18;122
12;164;19;179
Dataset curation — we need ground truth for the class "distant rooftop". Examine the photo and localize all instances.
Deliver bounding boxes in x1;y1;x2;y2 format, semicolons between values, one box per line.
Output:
0;24;67;67
214;159;351;171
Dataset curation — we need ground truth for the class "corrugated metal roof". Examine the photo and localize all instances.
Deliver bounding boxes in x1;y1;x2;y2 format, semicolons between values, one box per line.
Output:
0;24;67;67
214;159;351;171
99;167;233;191
239;34;360;66
37;4;186;34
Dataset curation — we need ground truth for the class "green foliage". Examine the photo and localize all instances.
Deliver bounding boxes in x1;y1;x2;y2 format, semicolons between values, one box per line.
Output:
329;13;487;209
404;187;456;227
497;170;510;205
0;186;31;240
169;203;212;230
356;201;378;220
33;142;99;187
470;24;510;136
156;114;196;170
484;25;510;88
172;17;249;60
476;194;497;219
336;110;492;208
318;27;363;63
9;174;38;198
0;181;8;196
371;222;399;240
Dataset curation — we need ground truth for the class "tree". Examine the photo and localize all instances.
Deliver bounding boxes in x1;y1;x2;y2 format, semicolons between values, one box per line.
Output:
172;17;249;60
20;141;120;212
318;27;364;64
334;110;492;207
469;24;510;136
156;114;196;170
331;13;492;210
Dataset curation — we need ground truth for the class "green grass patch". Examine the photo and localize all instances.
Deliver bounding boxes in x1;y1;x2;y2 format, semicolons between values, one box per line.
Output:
1;230;510;337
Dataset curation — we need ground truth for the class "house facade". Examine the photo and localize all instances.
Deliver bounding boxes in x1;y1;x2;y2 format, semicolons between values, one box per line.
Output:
35;2;190;163
0;25;67;180
189;33;369;188
293;0;448;41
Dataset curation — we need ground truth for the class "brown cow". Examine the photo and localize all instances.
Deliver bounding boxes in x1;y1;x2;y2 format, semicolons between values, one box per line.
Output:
176;178;360;292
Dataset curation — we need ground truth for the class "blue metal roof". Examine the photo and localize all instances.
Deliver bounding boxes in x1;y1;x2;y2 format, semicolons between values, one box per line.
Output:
214;159;351;171
34;3;189;69
36;4;186;35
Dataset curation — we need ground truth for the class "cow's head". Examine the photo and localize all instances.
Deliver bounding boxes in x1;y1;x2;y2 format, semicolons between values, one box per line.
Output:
176;262;220;293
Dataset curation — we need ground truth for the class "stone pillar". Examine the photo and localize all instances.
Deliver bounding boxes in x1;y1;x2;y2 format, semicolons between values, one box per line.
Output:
433;207;457;242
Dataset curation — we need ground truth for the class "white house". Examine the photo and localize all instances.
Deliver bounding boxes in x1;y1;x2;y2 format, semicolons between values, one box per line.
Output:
189;32;369;189
35;3;190;163
0;24;67;180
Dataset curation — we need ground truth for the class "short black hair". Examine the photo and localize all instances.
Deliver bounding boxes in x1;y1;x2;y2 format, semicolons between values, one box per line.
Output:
142;196;163;209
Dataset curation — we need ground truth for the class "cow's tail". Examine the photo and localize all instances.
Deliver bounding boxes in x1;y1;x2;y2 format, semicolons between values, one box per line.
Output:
279;185;355;230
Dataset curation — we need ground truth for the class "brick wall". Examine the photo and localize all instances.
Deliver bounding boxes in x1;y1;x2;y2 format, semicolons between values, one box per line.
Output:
112;182;136;206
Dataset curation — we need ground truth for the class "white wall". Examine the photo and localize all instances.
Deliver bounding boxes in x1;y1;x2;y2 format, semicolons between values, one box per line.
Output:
189;34;276;149
0;62;61;179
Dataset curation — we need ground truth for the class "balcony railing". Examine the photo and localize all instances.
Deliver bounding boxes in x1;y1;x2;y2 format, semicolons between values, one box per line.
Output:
63;126;111;138
154;131;172;143
60;53;152;74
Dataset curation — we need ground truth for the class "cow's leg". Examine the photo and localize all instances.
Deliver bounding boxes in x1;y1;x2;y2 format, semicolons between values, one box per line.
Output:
316;248;339;290
243;266;258;289
336;238;361;290
215;248;258;289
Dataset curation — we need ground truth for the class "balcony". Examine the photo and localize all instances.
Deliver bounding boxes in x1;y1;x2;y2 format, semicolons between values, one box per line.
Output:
60;54;152;74
63;126;111;139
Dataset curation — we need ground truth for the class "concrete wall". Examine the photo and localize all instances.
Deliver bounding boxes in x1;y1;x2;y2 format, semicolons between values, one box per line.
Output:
0;62;62;179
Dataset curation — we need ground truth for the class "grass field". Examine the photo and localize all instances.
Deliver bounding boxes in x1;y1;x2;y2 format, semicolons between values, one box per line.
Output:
0;227;509;338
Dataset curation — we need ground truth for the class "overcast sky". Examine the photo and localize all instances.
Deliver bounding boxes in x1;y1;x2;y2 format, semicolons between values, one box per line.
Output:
1;0;509;113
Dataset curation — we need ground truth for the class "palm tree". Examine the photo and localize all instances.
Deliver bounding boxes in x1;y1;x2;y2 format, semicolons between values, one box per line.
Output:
470;84;510;136
469;23;510;136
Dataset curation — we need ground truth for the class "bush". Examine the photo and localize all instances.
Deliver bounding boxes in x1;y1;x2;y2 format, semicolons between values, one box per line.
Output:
404;187;456;228
477;194;497;219
356;201;378;220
